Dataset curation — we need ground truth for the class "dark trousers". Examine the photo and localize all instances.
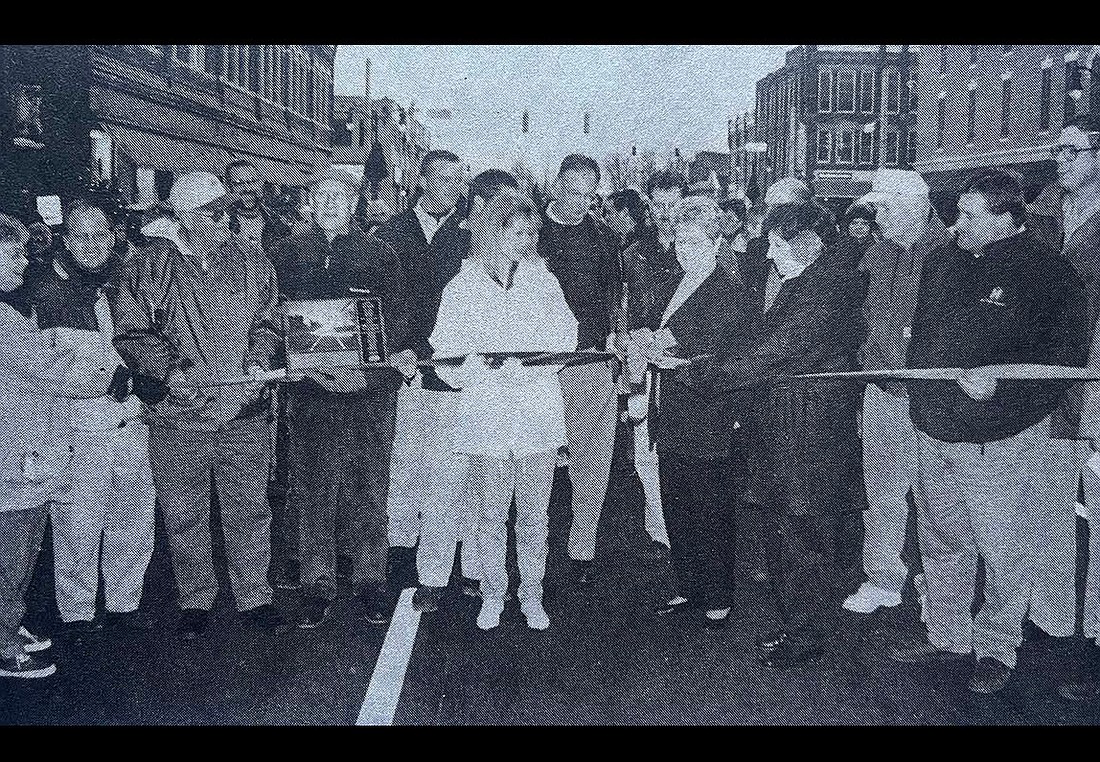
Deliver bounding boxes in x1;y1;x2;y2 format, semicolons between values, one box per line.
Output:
764;507;843;639
289;390;395;601
0;504;48;657
659;452;736;611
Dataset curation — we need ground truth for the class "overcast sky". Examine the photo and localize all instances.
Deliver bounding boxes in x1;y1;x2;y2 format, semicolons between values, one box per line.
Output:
334;45;792;182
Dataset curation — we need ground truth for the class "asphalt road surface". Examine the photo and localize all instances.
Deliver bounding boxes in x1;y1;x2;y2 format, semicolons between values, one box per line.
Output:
4;448;1100;725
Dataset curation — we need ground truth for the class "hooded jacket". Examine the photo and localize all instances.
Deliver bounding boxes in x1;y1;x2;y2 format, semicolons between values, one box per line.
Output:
0;302;110;512
112;216;281;431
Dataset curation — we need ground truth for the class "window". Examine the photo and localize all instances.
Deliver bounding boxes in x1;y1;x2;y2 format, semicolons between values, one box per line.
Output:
224;45;238;85
173;46;192;66
908;74;919;111
884;130;899;166
884;68;901;114
859;130;874;164
967;85;977;144
836;70;856;113
906;129;917;165
818;69;833;112
1065;61;1078;122
937;92;947;148
859;70;875;113
281;50;291;107
817;128;832;163
1000;77;1012;138
204;46;222;77
238;46;248;88
969;46;979;68
307;58;316;121
1039;65;1052;131
939;46;949;78
248;47;262;93
836;130;854;164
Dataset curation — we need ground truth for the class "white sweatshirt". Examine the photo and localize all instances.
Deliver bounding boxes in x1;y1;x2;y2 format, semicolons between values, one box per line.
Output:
430;258;578;458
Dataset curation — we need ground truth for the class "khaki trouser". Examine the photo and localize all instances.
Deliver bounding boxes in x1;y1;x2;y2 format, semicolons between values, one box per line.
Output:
861;384;919;596
148;416;274;612
916;417;1051;668
52;422;155;622
562;361;618;562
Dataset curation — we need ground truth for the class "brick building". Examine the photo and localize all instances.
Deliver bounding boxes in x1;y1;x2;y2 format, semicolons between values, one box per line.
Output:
753;45;918;216
0;45;336;220
911;45;1099;220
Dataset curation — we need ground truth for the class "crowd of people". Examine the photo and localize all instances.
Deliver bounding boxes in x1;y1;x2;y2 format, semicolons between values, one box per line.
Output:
3;112;1100;709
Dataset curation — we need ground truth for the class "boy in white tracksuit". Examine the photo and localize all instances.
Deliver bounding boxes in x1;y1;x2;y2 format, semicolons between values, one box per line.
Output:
431;190;577;631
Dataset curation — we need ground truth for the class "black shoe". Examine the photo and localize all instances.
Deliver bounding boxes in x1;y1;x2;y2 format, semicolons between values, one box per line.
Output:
642;540;670;561
386;546;416;581
335;555;353;589
359;586;393;625
176;609;209;641
761;639;825;670
412;585;446;613
273;560;301;591
969;657;1013;694
60;619;103;637
755;629;789;651
887;636;972;664
460;577;481;597
296;596;331;629
103;610;154;633
570;559;596;586
655;597;691;617
242;604;290;633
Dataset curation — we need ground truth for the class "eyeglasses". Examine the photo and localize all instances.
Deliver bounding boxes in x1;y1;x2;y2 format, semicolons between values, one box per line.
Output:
1050;144;1100;161
193;210;228;222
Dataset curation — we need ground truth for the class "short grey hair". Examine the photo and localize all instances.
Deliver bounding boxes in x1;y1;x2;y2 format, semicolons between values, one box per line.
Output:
672;195;722;242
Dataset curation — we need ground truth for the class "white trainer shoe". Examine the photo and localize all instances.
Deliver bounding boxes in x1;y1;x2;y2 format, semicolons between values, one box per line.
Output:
18;626;51;653
842;582;902;614
477;599;504;630
521;600;550;631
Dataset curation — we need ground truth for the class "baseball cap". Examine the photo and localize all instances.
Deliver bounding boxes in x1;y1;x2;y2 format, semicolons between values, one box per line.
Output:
864;169;929;204
168;171;231;215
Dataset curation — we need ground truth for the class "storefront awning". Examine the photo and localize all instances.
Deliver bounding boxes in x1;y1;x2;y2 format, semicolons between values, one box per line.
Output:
111;124;232;175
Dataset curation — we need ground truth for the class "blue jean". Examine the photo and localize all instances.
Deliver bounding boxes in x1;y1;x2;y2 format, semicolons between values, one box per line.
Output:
0;504;49;657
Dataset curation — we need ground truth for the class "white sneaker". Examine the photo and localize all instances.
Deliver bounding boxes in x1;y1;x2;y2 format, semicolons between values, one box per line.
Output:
18;626;51;653
842;582;902;614
521;600;550;631
477;598;504;630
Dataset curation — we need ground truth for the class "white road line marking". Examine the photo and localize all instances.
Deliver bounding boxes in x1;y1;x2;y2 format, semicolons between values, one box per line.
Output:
356;587;421;726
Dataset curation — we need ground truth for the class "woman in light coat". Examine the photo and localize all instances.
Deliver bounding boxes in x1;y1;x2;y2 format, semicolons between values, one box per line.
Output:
431;190;577;631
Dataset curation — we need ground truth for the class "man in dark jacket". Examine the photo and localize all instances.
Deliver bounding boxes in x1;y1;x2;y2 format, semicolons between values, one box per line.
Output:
226;159;292;254
708;201;865;669
370;150;467;586
891;169;1088;695
113;171;286;640
540;154;622;583
270;169;412;628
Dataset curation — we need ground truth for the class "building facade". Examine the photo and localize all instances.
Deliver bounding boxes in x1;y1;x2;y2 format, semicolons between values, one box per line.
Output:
0;45;335;221
754;45;917;216
911;45;1099;220
332;94;430;218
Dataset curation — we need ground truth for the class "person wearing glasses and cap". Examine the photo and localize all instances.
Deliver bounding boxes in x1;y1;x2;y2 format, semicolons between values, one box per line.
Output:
113;171;287;641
